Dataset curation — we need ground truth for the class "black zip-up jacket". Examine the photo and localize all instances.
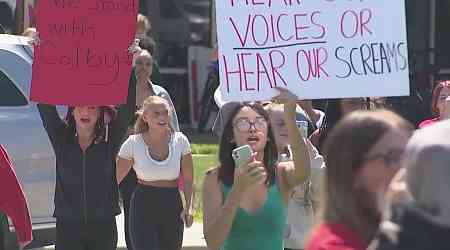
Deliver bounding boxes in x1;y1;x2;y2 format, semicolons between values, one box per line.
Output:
369;203;450;250
37;72;136;223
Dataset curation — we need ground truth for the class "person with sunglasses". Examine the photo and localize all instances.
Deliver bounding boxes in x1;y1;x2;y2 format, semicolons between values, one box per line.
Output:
306;110;413;250
202;87;311;250
369;120;450;250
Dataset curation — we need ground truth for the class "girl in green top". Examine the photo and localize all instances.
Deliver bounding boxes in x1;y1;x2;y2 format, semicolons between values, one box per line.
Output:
202;88;311;250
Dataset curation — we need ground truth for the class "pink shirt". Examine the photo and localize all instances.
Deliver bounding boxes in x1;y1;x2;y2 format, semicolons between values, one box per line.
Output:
306;223;367;250
418;117;440;128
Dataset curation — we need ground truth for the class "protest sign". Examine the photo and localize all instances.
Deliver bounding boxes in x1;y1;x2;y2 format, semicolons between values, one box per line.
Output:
215;0;409;102
30;0;137;105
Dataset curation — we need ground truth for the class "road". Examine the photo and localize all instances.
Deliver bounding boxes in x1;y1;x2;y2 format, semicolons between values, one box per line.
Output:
32;212;207;250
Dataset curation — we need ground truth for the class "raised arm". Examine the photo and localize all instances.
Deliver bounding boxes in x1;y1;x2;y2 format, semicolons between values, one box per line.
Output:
37;103;66;150
111;69;137;152
273;87;311;190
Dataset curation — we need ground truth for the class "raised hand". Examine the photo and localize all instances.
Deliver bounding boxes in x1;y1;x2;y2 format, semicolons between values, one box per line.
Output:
272;87;298;111
181;208;194;228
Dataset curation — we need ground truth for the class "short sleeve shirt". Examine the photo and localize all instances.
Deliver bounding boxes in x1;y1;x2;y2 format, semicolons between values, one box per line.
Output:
118;132;191;181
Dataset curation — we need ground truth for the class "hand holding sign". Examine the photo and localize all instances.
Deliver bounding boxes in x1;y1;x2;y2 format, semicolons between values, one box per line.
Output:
272;87;297;111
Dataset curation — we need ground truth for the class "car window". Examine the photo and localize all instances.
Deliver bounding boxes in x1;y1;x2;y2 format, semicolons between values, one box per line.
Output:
0;70;28;106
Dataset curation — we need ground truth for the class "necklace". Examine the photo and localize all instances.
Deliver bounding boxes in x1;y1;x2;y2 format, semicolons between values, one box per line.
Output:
142;133;170;161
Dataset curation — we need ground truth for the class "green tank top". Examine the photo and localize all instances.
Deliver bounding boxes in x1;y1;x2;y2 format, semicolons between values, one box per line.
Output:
221;183;286;250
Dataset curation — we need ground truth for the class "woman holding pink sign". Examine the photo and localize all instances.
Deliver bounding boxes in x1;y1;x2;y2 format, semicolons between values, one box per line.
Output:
36;72;136;250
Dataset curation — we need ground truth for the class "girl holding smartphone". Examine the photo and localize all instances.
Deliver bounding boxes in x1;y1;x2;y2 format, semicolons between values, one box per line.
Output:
202;87;311;250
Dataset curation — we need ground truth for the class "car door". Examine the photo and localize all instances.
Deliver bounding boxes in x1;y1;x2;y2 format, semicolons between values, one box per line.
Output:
0;46;56;227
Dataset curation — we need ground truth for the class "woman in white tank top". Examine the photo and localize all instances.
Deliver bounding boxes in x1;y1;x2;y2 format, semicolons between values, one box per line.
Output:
116;96;194;250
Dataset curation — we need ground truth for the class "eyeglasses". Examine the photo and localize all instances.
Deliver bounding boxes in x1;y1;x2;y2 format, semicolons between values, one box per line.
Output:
233;117;267;132
363;148;405;166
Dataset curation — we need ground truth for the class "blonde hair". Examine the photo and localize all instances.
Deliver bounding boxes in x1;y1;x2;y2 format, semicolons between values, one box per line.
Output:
134;96;174;135
22;27;36;38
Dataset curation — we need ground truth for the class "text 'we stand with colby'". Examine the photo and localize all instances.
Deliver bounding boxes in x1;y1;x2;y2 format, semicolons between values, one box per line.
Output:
30;0;138;105
217;0;408;96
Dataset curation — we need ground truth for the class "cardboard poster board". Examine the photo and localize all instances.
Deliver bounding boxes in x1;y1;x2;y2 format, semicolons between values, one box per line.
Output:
215;0;410;102
30;0;138;105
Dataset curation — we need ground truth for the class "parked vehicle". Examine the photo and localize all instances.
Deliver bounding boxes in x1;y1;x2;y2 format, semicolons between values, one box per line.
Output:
0;34;58;249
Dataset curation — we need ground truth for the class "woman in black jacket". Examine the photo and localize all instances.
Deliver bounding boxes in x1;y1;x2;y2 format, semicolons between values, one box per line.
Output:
37;72;136;250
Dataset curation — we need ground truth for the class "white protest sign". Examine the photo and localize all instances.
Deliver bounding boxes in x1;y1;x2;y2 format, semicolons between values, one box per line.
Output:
215;0;409;102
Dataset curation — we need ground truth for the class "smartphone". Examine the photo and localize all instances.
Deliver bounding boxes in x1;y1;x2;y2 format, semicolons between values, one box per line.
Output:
296;120;308;137
232;145;253;167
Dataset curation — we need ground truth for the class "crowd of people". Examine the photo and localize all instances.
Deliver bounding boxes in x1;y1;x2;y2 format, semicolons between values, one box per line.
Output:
1;11;450;250
204;80;450;250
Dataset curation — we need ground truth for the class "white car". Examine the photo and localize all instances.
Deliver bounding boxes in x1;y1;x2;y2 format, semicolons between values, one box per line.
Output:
0;34;60;249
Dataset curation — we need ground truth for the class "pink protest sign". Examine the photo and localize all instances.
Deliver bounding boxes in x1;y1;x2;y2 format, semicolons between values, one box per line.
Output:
215;0;410;102
30;0;138;105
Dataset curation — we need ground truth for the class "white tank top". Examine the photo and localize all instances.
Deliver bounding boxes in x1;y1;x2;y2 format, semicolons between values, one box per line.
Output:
118;132;191;181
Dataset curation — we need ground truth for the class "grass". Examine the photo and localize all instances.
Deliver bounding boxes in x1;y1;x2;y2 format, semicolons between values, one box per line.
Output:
192;154;218;222
191;144;219;155
185;132;219;222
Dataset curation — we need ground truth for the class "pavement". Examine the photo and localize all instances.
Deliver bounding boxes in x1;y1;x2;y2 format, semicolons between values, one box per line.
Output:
33;212;207;250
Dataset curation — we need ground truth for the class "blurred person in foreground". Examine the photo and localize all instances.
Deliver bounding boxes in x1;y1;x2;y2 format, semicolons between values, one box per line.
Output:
306;110;413;250
310;98;368;152
369;120;450;250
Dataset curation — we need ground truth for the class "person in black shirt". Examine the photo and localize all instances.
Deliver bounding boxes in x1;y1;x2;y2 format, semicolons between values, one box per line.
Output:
37;72;136;250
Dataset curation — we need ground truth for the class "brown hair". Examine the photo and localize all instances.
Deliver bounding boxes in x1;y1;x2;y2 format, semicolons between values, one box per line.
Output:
65;106;117;144
431;80;450;115
134;96;174;135
320;110;413;241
